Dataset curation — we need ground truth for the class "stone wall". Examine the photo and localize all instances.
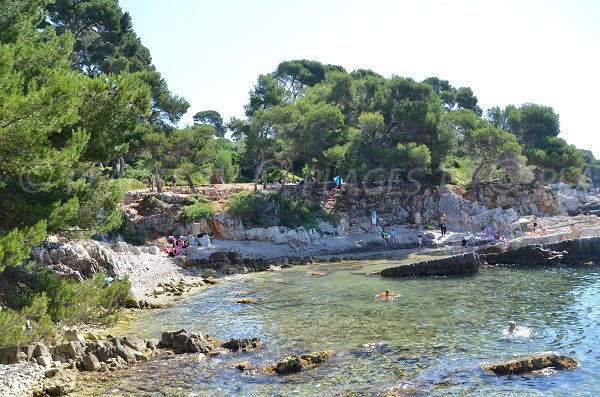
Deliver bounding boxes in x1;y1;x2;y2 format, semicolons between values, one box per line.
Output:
380;253;479;278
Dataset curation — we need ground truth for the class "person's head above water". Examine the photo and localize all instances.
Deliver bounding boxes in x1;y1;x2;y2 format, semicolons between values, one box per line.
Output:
508;321;516;333
385;289;390;296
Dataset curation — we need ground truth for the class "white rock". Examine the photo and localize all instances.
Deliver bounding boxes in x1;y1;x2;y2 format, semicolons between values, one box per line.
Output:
152;287;165;295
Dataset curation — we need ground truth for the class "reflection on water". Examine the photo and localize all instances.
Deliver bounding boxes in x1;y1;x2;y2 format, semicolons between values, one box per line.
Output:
76;258;600;396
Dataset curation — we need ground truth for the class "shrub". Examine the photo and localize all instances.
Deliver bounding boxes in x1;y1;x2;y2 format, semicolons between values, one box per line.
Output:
181;201;215;222
111;178;146;192
0;266;132;347
227;191;273;226
226;191;338;230
0;294;54;347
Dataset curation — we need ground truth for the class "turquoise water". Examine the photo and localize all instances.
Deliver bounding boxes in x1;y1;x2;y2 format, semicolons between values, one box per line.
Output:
77;256;600;396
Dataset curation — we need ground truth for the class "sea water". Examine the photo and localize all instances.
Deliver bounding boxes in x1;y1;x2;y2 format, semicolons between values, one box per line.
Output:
75;256;600;396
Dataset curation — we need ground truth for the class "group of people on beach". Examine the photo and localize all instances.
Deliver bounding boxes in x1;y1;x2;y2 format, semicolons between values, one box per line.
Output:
161;235;189;257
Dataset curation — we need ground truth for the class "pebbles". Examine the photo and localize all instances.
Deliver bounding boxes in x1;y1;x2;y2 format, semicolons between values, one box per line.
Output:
0;363;46;397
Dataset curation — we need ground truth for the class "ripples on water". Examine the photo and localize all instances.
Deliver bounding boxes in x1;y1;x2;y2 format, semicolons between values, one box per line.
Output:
76;261;600;396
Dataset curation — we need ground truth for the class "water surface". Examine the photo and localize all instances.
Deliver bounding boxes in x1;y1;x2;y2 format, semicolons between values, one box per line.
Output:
77;255;600;396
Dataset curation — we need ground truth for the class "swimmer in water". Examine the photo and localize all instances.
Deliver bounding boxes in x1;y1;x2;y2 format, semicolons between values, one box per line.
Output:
508;320;516;334
377;289;398;300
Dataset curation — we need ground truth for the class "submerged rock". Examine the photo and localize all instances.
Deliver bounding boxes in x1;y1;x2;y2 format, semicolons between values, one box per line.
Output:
234;361;254;371
235;297;257;304
274;355;302;375
483;353;578;375
267;350;335;375
222;337;261;352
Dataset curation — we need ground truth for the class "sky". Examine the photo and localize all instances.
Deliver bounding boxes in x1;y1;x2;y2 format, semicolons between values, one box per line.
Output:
120;0;600;157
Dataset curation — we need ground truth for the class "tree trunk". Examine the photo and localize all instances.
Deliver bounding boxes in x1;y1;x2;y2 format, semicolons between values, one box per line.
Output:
185;173;198;194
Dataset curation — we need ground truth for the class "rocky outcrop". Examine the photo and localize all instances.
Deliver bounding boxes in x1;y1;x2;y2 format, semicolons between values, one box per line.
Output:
206;213;335;245
267;350;335;375
175;250;315;274
31;239;163;282
0;336;159;370
158;330;216;354
235;298;257;304
483;353;578;374
381;253;479;278
478;237;600;266
221;338;261;352
33;369;78;397
277;184;561;234
1;329;261;395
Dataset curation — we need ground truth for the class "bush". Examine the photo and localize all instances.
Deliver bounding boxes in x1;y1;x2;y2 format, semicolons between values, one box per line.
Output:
226;191;337;230
227;191;273;226
111;178;146;192
0;294;54;347
181;201;215;222
0;266;132;347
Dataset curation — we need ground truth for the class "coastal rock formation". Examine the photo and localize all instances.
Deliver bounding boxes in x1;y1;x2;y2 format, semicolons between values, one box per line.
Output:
479;237;600;266
235;298;257;304
483;353;578;374
30;239;162;282
0;329;262;395
159;330;215;354
381;253;479;278
267;350;335;375
221;338;261;352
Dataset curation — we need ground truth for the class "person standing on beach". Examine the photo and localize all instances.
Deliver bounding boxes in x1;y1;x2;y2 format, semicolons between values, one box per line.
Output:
440;213;447;236
371;210;377;230
461;237;468;254
418;234;423;249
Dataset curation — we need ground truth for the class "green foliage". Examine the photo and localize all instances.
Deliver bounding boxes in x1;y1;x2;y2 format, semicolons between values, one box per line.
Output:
227;191;336;230
0;294;55;347
213;150;236;183
111;178;146;192
181;201;215;222
226;191;271;225
527;137;584;185
193;110;225;137
47;273;131;326
0;221;47;272
0;266;132;347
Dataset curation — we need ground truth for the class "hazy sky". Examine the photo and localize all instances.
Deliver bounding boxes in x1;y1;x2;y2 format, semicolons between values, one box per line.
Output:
120;0;600;157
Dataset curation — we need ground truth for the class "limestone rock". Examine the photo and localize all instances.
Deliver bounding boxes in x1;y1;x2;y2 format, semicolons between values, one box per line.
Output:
235;297;257;304
483;353;578;374
81;354;101;371
159;329;214;354
222;338;261;352
64;330;85;342
235;361;253;371
274;355;302;374
268;350;335;375
36;356;53;367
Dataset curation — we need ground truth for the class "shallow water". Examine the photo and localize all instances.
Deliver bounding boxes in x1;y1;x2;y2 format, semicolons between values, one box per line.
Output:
77;255;600;396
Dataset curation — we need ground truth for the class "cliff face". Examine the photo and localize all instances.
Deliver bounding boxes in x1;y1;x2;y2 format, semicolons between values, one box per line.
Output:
121;184;577;244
